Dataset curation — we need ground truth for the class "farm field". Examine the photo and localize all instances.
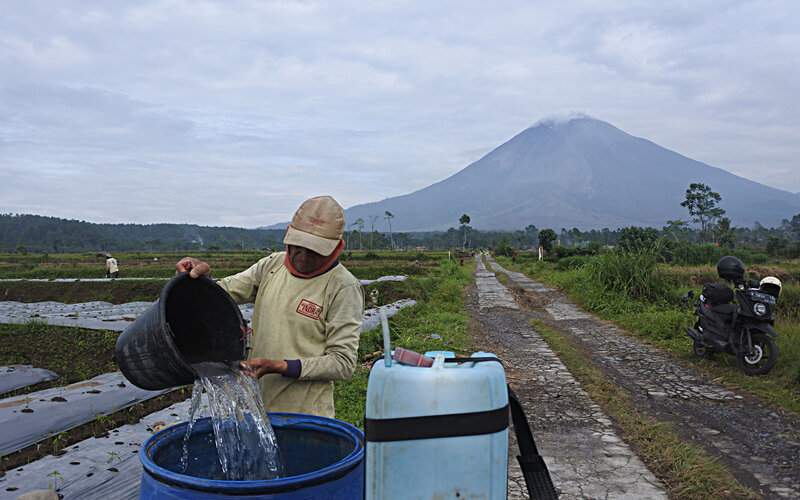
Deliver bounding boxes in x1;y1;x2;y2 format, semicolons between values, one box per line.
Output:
0;250;474;478
4;248;798;498
0;249;446;281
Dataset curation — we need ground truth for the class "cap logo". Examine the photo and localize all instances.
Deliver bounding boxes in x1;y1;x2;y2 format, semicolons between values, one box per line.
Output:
307;216;325;227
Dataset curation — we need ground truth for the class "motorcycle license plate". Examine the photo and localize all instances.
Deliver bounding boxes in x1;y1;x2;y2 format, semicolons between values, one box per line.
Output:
750;291;776;304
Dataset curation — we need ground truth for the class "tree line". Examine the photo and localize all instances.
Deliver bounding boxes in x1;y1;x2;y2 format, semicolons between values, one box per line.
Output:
0;214;286;254
4;201;800;258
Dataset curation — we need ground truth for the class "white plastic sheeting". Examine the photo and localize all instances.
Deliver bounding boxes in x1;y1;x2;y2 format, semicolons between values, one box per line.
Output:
0;274;409;331
0;297;418;498
360;300;417;332
0;372;172;457
359;275;407;285
1;397;203;500
0;298;413;333
0;301;254;332
0;301;154;331
0;365;59;395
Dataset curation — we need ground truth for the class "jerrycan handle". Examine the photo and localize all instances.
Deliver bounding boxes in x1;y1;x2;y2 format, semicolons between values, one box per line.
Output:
380;308;392;367
432;353;447;370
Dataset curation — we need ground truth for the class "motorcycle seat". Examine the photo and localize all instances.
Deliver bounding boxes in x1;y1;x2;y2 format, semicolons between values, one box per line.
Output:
707;303;736;317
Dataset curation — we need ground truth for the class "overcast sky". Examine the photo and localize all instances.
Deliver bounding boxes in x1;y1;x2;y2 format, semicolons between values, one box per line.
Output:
2;1;798;228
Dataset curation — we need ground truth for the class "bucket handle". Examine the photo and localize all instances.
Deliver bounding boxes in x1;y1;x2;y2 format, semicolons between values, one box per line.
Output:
380;308;391;367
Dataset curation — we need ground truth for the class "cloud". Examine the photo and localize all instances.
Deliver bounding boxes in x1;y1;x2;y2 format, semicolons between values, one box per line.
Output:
1;1;799;227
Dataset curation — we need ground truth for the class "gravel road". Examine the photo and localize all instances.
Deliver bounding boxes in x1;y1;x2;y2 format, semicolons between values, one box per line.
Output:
469;253;799;499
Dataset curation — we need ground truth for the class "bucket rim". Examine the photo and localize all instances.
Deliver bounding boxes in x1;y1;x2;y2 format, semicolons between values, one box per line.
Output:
168;272;248;365
140;412;365;493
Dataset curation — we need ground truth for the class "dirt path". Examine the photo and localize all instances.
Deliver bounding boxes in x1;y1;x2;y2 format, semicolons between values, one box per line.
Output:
470;253;800;499
469;254;666;499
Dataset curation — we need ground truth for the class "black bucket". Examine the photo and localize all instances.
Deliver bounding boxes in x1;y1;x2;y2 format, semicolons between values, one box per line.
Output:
115;272;247;390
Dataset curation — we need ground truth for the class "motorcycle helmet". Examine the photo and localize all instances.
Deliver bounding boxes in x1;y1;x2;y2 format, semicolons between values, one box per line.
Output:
760;276;782;298
717;256;745;281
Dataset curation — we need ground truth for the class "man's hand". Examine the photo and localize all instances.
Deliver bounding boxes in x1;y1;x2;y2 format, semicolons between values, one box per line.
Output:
175;257;211;278
240;358;288;378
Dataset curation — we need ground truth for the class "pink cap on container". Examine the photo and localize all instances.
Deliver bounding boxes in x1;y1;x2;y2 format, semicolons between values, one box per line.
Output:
393;347;434;367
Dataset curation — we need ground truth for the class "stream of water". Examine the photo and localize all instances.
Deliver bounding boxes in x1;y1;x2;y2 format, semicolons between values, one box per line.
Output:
179;361;286;480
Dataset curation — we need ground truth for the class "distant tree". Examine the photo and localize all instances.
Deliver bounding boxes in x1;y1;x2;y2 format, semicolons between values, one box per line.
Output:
538;228;557;254
716;217;736;248
524;224;538;247
513;229;526;248
664;219;689;242
680;183;726;243
788;214;800;241
752;221;769;246
618;226;659;251
348;218;362;250
569;227;581;245
766;235;789;256
368;215;379;250
384;211;394;250
497;238;514;257
351;218;364;250
459;214;471;249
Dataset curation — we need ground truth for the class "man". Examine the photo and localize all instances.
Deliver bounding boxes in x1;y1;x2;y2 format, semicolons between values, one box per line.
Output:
176;195;364;418
105;253;119;278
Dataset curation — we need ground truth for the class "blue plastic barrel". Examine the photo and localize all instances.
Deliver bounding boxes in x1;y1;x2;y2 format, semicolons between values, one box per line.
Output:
139;413;364;499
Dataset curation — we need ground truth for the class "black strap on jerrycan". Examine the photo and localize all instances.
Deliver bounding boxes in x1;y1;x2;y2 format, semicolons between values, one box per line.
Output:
115;272;248;390
364;354;558;499
450;357;558;499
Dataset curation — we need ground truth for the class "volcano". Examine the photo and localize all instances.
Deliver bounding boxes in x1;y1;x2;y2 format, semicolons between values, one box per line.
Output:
344;115;800;231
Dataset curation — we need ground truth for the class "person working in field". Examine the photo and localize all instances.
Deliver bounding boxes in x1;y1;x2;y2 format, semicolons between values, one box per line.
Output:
175;195;364;418
105;253;119;278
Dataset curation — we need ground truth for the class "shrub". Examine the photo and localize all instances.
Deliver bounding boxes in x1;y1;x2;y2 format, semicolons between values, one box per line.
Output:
618;227;660;251
555;255;591;271
553;245;580;259
584;244;673;303
665;242;768;266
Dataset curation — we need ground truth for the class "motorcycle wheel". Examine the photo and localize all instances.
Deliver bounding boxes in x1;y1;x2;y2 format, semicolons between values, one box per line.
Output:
693;340;714;359
736;332;777;376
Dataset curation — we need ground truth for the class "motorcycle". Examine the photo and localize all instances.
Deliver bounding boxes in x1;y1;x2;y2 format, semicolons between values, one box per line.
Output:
682;256;781;376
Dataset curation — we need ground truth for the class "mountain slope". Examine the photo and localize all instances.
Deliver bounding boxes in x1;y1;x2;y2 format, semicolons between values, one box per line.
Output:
344;116;800;231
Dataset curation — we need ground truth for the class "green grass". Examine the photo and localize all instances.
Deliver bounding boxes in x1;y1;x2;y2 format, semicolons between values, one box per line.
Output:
498;254;800;415
0;321;120;386
334;258;474;427
0;250;443;280
531;318;758;500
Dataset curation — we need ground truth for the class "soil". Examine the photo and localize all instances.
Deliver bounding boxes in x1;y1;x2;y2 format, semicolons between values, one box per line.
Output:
0;280;165;304
0;278;413;307
0;277;414;477
0;325;120;397
0;280;187;474
0;319;193;475
0;389;189;474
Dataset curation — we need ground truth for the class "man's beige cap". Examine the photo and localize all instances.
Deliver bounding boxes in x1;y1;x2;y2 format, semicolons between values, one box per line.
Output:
283;195;345;256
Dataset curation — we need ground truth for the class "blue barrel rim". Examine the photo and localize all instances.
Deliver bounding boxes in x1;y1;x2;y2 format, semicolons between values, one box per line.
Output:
140;412;365;494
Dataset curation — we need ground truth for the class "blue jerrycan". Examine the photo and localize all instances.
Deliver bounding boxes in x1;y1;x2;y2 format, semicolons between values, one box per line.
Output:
364;311;508;499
